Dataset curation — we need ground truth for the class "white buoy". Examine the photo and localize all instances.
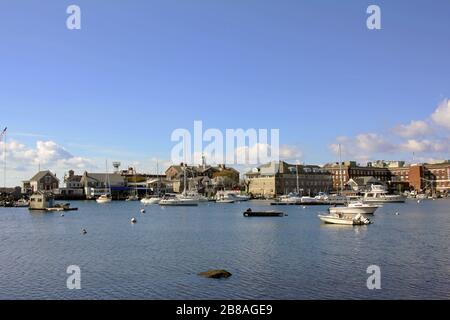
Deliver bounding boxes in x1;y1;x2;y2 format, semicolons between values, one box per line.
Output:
302;206;306;209
417;200;421;204
395;212;399;216
61;213;64;217
131;217;137;223
140;208;145;214
81;228;87;235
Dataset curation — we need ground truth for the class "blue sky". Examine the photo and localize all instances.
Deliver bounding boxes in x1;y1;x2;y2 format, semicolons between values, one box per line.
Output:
1;0;450;185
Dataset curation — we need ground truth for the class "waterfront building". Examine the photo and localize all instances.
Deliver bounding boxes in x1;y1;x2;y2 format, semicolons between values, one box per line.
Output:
245;161;333;198
165;162;240;194
29;191;54;210
324;160;450;194
80;171;127;199
22;170;59;194
58;170;84;198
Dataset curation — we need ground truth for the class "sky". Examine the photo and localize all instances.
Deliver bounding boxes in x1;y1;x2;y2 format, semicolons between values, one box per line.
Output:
1;0;450;186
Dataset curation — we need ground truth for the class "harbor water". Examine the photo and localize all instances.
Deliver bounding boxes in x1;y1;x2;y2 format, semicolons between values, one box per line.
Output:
0;199;449;299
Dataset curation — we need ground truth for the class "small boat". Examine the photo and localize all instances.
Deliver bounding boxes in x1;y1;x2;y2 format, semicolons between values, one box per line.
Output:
125;195;139;201
216;198;235;204
243;208;284;217
216;194;235;204
141;196;162;205
97;160;112;203
14;198;29;207
329;201;380;215
318;213;371;225
159;197;198;206
363;185;406;204
96;194;112;203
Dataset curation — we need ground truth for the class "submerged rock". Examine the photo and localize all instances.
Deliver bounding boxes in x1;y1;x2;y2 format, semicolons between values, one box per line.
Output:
198;269;232;279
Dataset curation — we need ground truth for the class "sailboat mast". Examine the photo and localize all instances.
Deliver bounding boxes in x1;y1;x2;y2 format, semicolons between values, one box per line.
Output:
296;164;299;194
338;144;343;194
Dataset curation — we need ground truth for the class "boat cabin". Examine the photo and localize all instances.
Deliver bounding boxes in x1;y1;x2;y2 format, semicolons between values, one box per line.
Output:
29;192;54;210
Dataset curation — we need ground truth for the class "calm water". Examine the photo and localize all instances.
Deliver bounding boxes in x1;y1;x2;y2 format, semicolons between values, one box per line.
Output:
0;199;449;300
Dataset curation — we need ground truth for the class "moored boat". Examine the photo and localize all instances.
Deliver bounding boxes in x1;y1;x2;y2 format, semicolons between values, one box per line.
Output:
243;208;284;217
329;201;380;215
318;213;371;225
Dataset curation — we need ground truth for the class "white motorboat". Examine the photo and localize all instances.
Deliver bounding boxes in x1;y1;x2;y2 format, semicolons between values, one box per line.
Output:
126;195;139;201
279;193;302;204
216;198;235;204
318;213;371;225
329;201;380;215
141;196;162;205
218;191;251;202
159;197;198;206
363;185;406;204
14;198;30;207
301;196;324;204
96;194;112;203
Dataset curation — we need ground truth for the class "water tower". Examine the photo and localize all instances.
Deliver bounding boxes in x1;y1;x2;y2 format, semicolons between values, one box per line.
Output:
112;161;121;174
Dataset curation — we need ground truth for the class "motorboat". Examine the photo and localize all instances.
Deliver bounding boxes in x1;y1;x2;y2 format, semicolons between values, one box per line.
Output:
14;198;30;207
301;196;325;205
96;194;112;203
218;191;251;202
216;198;235;204
125;195;139;201
279;193;302;204
363;185;406;204
140;196;162;205
159;197;199;206
318;213;371;225
329;201;380;215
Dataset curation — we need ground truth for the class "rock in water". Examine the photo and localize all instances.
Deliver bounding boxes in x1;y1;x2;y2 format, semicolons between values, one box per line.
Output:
198;269;232;279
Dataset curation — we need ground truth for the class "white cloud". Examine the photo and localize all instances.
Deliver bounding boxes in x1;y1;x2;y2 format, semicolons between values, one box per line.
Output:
393;120;432;138
431;99;450;130
400;139;450;153
0;139;93;185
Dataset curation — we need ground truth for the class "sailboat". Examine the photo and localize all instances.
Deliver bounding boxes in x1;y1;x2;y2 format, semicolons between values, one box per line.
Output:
126;167;139;201
159;163;198;206
141;160;163;205
97;160;112;203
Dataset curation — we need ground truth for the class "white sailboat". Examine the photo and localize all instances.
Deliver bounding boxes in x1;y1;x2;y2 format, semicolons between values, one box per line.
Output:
126;167;139;201
97;160;112;203
159;163;198;206
141;160;163;205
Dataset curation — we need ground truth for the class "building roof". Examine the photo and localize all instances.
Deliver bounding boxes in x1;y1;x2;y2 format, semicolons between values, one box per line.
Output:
82;173;126;185
30;170;59;182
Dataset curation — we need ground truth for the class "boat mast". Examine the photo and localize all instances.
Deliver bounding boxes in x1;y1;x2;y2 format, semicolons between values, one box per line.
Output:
1;127;6;189
338;144;343;195
156;159;161;195
105;160;111;195
296;164;299;195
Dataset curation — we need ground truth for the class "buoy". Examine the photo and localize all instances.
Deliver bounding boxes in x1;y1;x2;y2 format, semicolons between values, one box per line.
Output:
417;200;421;204
81;228;87;235
131;217;137;223
395;212;399;216
61;213;64;217
302;206;306;209
140;209;145;214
